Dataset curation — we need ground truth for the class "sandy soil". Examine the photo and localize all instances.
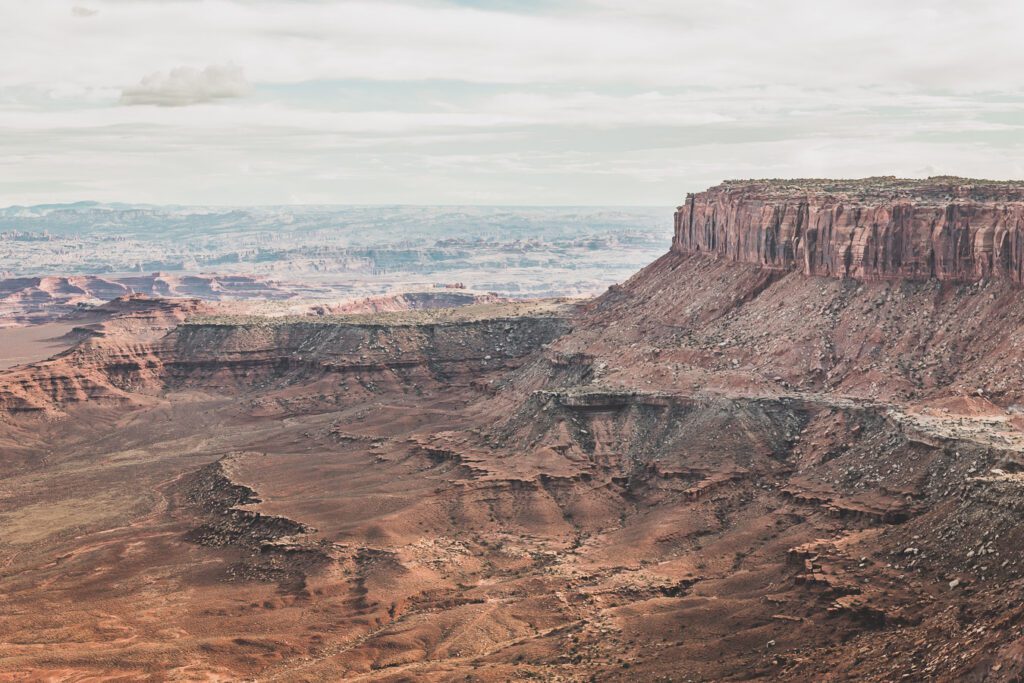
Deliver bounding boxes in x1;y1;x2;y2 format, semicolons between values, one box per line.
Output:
0;321;78;369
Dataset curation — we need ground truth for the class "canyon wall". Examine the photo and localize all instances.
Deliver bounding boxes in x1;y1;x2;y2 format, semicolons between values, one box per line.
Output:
0;304;571;413
674;177;1024;283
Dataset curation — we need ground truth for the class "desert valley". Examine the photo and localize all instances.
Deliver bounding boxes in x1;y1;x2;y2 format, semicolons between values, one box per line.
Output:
3;177;1024;681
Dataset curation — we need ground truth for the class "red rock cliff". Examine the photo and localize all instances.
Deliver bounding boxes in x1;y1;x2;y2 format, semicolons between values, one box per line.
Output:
674;177;1024;283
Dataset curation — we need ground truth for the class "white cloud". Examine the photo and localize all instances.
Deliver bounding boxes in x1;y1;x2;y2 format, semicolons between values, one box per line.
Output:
2;0;1023;91
0;0;1022;204
71;6;98;18
120;64;250;107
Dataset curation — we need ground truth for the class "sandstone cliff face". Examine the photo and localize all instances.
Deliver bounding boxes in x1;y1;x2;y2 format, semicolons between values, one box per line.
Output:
674;177;1024;283
0;302;570;413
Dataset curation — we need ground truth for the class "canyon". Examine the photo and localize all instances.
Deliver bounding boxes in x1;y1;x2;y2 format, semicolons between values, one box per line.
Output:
0;204;667;303
3;178;1024;681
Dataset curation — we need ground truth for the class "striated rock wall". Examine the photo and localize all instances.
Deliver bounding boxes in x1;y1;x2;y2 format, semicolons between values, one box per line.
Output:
0;304;570;413
674;177;1024;283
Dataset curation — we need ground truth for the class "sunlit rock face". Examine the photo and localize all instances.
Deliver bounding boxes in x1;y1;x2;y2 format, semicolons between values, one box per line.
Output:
675;177;1024;283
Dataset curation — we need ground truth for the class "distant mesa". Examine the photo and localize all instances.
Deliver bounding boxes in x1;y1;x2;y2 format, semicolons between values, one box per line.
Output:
319;291;502;315
0;273;291;325
675;177;1024;284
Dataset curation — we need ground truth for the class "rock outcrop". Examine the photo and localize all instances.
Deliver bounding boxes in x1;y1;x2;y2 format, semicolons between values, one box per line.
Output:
674;177;1024;283
0;299;571;413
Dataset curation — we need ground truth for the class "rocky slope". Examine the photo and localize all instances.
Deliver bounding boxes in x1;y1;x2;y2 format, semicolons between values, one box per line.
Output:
675;177;1024;283
0;295;208;412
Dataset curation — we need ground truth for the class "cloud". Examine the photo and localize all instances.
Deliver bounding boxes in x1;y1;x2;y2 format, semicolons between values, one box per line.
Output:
71;6;98;18
2;0;1023;204
3;0;1023;92
120;64;249;107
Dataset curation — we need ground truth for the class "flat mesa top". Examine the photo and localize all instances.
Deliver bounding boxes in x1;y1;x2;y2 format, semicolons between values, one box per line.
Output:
694;176;1024;203
184;299;576;328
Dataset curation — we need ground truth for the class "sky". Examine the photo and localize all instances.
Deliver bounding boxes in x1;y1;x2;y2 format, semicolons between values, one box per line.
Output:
2;0;1023;206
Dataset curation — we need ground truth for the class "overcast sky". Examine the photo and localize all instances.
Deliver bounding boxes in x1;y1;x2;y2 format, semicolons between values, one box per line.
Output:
2;0;1023;206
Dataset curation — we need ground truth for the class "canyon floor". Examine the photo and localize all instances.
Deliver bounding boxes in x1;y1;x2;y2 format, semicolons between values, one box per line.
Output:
3;251;1024;681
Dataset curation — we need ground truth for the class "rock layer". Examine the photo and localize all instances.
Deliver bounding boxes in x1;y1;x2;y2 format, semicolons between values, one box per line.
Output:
0;299;570;413
674;177;1024;283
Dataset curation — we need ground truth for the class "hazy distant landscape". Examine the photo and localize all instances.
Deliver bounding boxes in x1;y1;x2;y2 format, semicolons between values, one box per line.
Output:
0;203;668;298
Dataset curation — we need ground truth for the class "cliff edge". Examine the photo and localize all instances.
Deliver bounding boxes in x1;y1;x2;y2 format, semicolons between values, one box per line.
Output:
674;176;1024;283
